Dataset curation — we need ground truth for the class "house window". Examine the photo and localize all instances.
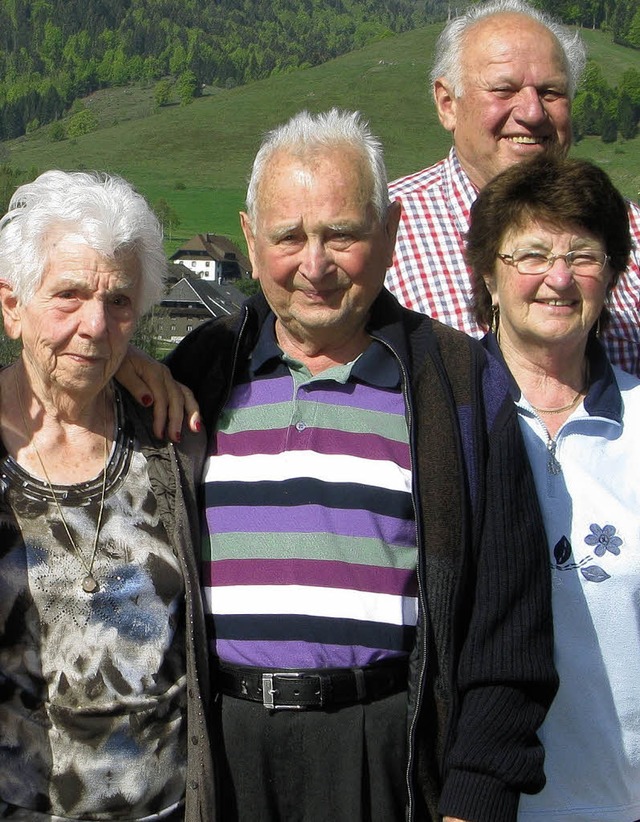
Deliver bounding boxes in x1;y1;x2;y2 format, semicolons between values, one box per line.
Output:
187;325;193;331
191;261;196;267
171;324;176;331
205;261;210;267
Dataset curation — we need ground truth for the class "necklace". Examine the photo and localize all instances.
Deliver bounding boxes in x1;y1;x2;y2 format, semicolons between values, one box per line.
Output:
529;359;590;416
529;389;583;415
15;369;109;594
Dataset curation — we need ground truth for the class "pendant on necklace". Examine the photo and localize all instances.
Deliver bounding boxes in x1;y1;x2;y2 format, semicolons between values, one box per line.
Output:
82;574;99;593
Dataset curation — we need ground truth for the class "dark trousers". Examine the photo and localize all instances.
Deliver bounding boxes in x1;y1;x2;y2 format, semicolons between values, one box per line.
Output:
217;690;409;821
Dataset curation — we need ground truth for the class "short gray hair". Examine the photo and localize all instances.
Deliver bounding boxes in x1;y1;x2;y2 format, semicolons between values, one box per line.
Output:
0;170;166;313
245;109;391;229
431;0;587;99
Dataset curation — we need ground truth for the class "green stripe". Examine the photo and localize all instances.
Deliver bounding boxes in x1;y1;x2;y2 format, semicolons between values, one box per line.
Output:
204;532;416;569
219;402;407;441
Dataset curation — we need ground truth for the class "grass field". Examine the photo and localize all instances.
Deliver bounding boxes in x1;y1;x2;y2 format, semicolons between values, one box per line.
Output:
4;23;640;255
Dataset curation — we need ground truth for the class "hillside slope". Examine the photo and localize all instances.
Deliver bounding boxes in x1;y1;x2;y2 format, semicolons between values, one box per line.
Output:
4;24;640;249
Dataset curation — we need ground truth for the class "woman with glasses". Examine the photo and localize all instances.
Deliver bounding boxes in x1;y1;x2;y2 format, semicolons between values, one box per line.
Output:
466;154;640;822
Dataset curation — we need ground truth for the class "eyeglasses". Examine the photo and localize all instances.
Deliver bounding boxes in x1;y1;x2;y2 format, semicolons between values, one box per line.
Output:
497;248;609;277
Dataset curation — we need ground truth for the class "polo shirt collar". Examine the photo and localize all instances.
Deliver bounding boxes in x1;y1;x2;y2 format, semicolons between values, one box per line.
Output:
248;313;401;389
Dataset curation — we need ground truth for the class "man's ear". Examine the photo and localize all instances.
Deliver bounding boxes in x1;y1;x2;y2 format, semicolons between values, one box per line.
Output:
240;212;259;281
0;281;22;340
434;78;458;133
384;200;402;268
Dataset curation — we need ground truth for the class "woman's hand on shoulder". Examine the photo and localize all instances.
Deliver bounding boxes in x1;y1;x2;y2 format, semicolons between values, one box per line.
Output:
116;346;202;441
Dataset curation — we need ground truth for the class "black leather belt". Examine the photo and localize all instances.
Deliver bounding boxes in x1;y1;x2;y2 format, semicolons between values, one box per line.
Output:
216;658;409;710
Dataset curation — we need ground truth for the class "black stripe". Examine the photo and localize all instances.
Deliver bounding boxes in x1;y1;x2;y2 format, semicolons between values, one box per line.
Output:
208;613;416;652
204;478;412;518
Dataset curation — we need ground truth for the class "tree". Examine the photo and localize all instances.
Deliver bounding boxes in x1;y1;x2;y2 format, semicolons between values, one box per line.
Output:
234;278;261;298
617;92;637;139
176;70;198;105
49;120;66;141
66;107;98;137
572;90;605;137
131;309;165;359
153;197;181;241
601;113;618;143
619;68;640;112
154;78;174;107
40;21;64;75
627;4;640;47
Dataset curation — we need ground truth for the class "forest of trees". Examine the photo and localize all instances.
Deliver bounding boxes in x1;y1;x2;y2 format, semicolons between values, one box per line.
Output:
0;0;637;144
573;63;640;142
0;0;448;141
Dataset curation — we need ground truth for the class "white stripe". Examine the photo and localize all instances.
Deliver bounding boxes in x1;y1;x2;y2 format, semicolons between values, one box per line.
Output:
203;451;411;492
205;584;418;626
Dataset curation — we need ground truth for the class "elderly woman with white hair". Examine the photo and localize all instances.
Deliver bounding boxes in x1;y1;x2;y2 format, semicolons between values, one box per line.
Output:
0;171;214;821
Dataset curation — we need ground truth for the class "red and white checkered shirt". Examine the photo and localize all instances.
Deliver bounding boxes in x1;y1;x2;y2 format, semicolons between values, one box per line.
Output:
386;147;640;376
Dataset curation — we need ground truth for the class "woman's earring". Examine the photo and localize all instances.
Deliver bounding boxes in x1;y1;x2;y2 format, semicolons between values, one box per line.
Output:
491;304;500;334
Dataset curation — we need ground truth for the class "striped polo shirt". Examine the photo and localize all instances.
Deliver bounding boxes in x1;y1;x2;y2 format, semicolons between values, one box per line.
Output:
202;318;418;669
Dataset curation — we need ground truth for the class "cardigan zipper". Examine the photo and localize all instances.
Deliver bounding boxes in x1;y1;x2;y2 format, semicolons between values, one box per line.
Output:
373;334;428;822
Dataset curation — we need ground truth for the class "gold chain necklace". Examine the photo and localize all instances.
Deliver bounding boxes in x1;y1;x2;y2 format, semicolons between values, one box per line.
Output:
15;369;109;594
529;360;590;416
529;390;583;415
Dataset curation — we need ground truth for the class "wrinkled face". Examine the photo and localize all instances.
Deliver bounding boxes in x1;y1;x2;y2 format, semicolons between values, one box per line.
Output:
241;147;400;352
435;13;572;189
1;235;141;398
484;220;612;353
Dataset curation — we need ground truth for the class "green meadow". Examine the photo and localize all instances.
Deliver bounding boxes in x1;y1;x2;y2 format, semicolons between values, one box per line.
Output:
5;23;640;255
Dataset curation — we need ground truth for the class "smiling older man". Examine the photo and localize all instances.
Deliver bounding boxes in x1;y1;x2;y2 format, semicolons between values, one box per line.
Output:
386;0;640;376
155;108;558;822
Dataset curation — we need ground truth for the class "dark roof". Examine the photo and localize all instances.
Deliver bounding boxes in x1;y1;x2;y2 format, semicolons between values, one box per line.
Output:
160;277;246;318
169;233;251;273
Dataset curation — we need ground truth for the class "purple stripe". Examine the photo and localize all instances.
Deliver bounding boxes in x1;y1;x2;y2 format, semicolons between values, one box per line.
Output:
206;505;416;547
225;376;405;414
215;639;408;668
226;376;293;409
205;559;417;595
214;428;411;467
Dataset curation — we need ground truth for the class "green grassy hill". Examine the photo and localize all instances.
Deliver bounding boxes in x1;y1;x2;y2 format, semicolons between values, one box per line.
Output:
4;23;639;253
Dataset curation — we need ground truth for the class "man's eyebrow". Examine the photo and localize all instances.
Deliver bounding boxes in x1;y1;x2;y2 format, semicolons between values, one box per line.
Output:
269;222;303;239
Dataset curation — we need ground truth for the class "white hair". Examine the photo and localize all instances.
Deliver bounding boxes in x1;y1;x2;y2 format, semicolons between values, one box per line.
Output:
0;170;166;313
431;0;587;99
245;109;391;229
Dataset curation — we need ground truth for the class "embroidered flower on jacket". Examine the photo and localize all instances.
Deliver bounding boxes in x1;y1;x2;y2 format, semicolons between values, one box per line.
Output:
584;523;622;557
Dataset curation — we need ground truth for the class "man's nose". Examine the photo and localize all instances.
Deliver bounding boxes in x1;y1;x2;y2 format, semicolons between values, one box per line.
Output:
300;239;332;281
513;87;547;125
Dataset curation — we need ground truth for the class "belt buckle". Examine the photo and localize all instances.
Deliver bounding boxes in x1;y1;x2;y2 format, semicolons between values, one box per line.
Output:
261;672;322;710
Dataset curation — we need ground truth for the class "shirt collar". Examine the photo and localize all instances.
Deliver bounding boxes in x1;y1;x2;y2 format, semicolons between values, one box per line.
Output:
249;313;401;389
484;332;623;424
442;147;477;226
249;313;281;375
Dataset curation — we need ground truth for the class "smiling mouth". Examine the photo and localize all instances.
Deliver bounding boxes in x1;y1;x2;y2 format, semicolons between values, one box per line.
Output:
506;135;548;145
538;299;576;307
